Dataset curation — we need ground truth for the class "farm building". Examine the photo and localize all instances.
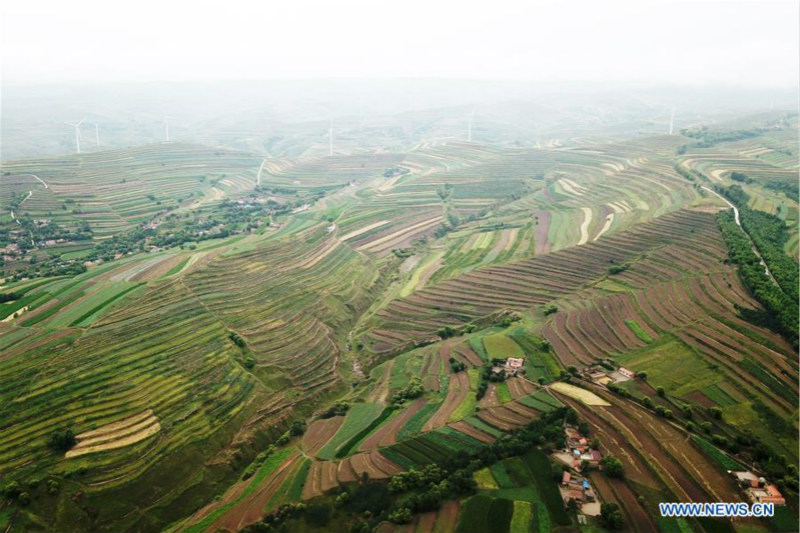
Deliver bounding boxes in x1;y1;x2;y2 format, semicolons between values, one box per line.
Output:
617;367;635;379
588;370;613;386
732;471;786;506
493;357;525;377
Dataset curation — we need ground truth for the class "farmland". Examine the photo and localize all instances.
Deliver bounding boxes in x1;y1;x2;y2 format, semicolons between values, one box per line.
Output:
0;101;797;533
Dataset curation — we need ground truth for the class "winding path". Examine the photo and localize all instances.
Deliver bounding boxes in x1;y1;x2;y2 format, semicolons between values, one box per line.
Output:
702;185;775;283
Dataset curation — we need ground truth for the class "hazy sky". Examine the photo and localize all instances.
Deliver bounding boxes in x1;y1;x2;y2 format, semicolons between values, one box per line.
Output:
2;0;797;87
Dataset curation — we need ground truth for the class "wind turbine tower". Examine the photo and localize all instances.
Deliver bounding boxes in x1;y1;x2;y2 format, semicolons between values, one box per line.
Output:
467;111;474;142
669;108;675;135
66;119;85;153
328;121;334;156
164;115;171;142
91;122;100;146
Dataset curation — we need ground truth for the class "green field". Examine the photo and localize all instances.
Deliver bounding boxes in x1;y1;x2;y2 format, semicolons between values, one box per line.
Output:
317;403;385;460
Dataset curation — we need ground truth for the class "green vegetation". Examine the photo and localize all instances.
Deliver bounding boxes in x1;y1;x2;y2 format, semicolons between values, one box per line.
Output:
625;319;653;343
716;209;798;347
691;436;742;470
509;501;533;533
317;403;384;460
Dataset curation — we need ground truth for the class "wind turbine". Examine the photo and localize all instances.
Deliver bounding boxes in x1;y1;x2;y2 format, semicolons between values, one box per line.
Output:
65;119;85;153
327;121;334;156
90;122;100;146
467;109;475;142
163;115;171;142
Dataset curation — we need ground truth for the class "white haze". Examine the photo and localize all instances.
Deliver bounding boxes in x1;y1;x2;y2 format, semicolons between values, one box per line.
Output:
2;0;798;88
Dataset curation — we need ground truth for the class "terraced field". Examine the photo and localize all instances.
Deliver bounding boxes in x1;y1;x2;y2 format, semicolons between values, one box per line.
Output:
1;144;261;238
1;116;797;533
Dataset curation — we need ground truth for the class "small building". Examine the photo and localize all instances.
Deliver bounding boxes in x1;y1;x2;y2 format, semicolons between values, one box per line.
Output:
748;485;785;506
732;471;786;506
503;357;525;376
618;367;636;379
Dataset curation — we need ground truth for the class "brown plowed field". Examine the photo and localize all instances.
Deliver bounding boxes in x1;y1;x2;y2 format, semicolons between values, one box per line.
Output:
303;416;345;456
448;420;496;444
359;398;427;451
423;371;470;431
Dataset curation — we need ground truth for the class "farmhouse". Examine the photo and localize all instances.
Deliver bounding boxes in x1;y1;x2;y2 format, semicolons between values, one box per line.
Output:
731;471;786;506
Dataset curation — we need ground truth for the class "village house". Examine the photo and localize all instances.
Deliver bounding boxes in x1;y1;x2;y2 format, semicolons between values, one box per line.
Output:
553;426;603;471
559;471;600;516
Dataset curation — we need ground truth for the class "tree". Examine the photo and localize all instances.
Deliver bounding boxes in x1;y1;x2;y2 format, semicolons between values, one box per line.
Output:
46;480;60;495
655;386;665;397
3;481;21;499
601;502;625;530
48;428;77;452
708;407;723;420
600;455;624;478
388;507;413;524
305;504;331;527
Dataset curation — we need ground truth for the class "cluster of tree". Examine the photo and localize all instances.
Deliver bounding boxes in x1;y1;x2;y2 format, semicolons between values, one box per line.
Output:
476;363;506;400
763;180;799;202
738;208;799;302
0;477;62;510
681;126;765;147
436;323;477;339
673;163;697;182
600;502;625;530
390;378;424;405
274;420;306;446
716;210;798;348
228;331;247;348
729;171;753;184
319;402;350;419
607;263;629;275
239;502;308;533
448;357;467;373
542;303;558;316
15;215;93;243
0;291;20;302
435;183;454;200
47;428;77;452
